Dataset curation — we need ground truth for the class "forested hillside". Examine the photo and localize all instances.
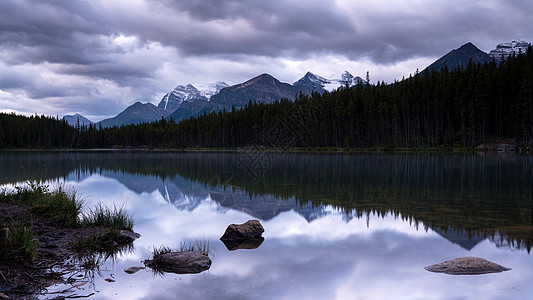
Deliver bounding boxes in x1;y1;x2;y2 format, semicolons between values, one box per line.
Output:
1;46;532;150
0;114;78;148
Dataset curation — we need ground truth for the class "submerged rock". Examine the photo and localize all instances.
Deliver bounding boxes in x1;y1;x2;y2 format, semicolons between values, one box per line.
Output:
220;220;264;241
425;257;511;275
146;251;211;274
222;236;265;251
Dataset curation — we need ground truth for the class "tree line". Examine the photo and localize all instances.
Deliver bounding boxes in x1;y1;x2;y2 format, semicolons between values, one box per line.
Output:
1;45;532;149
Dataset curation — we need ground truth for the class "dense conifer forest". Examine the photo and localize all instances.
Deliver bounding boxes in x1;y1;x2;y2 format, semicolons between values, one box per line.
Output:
1;46;532;150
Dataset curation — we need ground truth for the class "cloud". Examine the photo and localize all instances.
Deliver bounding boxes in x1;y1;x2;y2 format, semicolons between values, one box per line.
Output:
1;0;532;119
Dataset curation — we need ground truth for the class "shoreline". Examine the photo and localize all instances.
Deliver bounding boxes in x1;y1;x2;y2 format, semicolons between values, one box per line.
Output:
0;185;137;299
0;145;528;154
0;202;107;299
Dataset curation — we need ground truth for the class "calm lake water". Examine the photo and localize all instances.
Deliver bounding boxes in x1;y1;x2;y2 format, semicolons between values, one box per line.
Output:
1;152;533;300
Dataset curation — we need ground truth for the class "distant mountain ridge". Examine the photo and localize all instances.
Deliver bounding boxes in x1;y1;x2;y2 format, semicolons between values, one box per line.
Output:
98;102;169;128
208;73;297;107
62;40;531;128
63;114;94;127
423;42;492;73
293;71;366;94
66;70;366;128
165;71;366;123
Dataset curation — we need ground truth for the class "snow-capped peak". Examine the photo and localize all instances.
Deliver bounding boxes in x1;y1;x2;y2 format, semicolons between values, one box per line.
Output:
158;81;230;113
195;81;229;98
489;40;530;61
304;71;330;85
324;71;366;91
294;71;366;93
158;84;204;112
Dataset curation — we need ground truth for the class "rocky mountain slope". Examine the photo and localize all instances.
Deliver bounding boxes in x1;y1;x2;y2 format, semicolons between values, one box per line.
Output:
158;82;229;115
98;102;169;128
423;42;492;73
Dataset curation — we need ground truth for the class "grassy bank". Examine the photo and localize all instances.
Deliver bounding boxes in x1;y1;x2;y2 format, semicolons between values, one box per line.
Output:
0;182;134;263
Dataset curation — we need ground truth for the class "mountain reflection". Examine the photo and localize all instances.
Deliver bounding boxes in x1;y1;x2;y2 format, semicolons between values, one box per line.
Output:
1;151;532;251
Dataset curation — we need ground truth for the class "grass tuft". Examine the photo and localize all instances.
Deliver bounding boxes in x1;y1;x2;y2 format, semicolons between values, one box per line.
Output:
145;241;212;274
34;184;83;228
179;240;211;256
0;221;38;262
82;203;134;231
144;245;172;274
150;245;172;262
3;182;83;228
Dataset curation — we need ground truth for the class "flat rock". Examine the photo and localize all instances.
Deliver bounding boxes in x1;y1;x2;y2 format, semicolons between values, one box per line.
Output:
220;220;264;241
425;257;511;275
146;251;211;274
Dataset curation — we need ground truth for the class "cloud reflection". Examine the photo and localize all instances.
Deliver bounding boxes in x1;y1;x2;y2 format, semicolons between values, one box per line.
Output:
53;172;533;300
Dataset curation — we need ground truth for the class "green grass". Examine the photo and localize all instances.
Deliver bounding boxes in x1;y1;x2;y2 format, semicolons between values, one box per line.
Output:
0;221;38;262
144;245;172;272
0;182;136;262
179;240;211;256
82;203;134;231
1;182;134;231
3;182;83;228
151;245;172;258
147;240;212;264
145;241;212;274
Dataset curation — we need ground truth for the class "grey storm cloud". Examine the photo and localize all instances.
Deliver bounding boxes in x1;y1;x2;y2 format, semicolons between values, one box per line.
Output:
1;0;532;119
2;0;532;68
146;0;533;62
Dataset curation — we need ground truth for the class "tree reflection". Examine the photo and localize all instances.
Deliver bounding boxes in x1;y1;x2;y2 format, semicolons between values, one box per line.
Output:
1;152;532;251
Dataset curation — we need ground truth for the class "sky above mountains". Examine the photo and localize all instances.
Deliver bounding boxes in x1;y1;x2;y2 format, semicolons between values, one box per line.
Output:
1;0;532;121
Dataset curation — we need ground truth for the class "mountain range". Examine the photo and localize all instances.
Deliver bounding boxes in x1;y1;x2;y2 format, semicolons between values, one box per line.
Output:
67;40;530;128
92;70;366;127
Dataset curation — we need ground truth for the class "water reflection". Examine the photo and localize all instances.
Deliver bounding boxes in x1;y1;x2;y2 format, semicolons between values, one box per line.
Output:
2;152;533;299
1;152;531;252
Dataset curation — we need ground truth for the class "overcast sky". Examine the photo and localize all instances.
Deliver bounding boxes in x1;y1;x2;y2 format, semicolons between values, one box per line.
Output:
1;0;532;121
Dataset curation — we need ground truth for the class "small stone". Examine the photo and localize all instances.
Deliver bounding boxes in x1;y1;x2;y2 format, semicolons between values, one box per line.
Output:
124;266;145;274
220;220;264;241
425;257;511;275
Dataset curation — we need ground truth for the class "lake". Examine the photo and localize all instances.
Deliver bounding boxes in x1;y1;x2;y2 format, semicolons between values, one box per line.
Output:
1;152;532;300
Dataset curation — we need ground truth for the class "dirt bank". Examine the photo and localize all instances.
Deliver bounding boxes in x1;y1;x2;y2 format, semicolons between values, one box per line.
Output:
0;202;108;299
